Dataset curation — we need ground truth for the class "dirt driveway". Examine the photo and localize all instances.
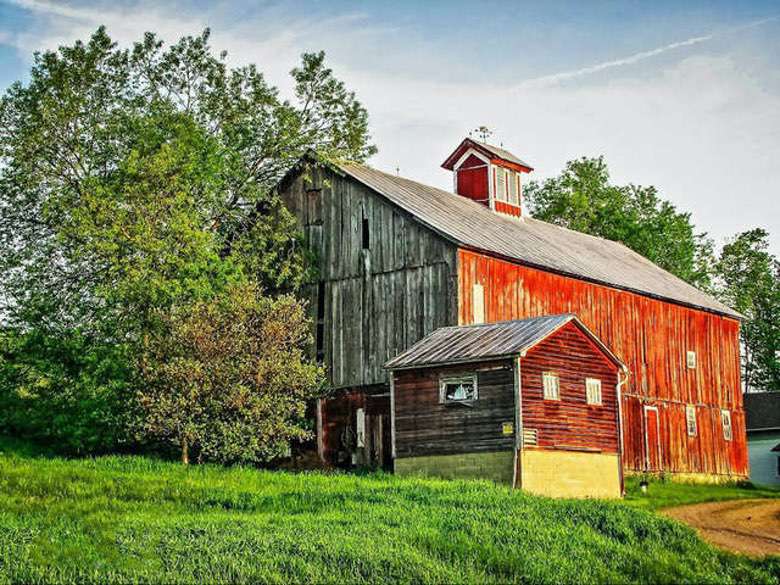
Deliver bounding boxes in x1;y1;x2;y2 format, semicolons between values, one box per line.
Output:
663;499;780;557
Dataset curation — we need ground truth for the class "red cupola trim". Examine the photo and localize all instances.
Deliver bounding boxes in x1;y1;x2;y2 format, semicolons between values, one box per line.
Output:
442;138;533;218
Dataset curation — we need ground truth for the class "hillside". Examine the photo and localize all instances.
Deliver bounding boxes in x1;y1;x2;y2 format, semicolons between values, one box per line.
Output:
0;438;777;584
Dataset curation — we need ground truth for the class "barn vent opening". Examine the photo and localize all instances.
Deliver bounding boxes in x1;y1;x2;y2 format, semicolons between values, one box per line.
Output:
362;216;370;249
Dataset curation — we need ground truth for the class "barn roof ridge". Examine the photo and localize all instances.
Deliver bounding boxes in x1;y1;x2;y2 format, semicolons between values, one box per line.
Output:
325;160;740;319
384;313;625;371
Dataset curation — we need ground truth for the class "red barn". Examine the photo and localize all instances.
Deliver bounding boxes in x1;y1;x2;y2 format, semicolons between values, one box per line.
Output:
279;137;748;484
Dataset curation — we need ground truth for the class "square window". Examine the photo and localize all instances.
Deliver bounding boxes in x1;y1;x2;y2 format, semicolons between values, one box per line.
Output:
586;378;602;405
543;372;560;400
686;351;697;369
440;375;478;403
721;409;732;441
686;404;697;437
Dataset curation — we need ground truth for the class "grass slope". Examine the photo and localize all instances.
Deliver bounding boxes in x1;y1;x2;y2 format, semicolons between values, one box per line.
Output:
0;437;777;584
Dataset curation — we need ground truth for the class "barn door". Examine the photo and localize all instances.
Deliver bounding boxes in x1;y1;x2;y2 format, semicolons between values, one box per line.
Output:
644;406;662;472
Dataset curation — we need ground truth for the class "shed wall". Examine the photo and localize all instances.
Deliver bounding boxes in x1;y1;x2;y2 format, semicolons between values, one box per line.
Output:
393;361;516;458
520;321;620;454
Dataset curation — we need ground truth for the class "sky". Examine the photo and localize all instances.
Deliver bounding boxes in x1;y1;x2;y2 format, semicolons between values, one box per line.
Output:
1;0;779;255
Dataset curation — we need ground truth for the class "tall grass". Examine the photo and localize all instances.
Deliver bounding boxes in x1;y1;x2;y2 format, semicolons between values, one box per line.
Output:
0;437;776;584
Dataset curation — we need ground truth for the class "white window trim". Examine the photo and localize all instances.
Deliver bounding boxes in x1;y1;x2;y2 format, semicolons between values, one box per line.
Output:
585;377;602;405
543;372;560;401
686;350;697;369
685;404;697;437
721;409;733;441
439;374;478;404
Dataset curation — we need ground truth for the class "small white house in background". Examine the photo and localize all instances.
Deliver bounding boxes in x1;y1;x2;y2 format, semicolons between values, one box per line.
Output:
744;392;780;486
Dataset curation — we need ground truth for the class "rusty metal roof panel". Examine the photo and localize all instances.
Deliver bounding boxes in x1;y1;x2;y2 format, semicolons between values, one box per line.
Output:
385;314;574;370
336;162;739;318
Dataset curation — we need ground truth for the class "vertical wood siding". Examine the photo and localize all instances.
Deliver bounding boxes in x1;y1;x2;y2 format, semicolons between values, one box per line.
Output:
393;362;516;458
280;164;459;390
458;249;748;476
520;322;620;454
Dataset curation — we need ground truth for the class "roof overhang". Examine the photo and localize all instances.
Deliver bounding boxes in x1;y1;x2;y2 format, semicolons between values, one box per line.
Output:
384;314;627;372
442;138;533;172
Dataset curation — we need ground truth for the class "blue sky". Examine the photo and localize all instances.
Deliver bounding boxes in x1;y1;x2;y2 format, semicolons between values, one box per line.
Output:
1;0;779;254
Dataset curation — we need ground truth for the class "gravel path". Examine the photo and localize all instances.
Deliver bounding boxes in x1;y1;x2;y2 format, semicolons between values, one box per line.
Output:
663;499;780;557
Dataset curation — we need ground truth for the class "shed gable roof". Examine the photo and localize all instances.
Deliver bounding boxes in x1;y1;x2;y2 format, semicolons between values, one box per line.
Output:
384;314;624;370
330;161;739;318
744;392;780;431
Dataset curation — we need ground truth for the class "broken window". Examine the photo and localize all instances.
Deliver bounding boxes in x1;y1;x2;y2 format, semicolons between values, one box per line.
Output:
440;375;478;403
686;404;697;437
721;409;732;441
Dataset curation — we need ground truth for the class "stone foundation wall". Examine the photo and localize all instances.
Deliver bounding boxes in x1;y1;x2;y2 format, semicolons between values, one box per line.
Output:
521;450;621;498
394;451;514;484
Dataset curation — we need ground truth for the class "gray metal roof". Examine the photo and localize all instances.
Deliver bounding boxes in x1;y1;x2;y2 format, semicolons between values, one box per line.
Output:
385;314;623;370
744;392;780;432
336;162;739;318
471;139;534;169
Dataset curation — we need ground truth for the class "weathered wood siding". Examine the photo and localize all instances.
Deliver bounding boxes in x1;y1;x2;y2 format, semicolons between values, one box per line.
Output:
319;388;390;467
520;321;620;454
393;362;516;458
458;249;748;477
279;163;459;390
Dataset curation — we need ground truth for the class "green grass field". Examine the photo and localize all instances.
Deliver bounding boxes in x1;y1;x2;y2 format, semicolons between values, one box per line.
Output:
0;437;777;584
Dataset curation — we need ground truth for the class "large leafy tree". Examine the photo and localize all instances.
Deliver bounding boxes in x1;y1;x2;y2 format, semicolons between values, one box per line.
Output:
715;229;780;392
524;157;714;289
137;282;322;464
0;28;373;454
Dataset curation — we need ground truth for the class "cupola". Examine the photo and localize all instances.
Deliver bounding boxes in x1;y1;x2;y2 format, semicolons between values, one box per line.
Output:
441;138;533;218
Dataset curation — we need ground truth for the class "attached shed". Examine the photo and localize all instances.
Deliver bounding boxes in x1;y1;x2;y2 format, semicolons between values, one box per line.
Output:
385;314;627;498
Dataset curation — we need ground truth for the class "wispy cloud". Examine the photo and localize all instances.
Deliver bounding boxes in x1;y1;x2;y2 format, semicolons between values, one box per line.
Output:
1;1;779;253
517;16;778;89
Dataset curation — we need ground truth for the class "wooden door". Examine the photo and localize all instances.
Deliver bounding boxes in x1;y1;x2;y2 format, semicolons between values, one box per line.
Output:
644;406;662;471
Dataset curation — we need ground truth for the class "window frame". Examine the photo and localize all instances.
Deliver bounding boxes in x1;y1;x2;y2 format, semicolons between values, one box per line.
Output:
585;377;602;405
542;372;560;401
721;409;733;441
686;350;697;369
685;404;697;437
439;374;479;404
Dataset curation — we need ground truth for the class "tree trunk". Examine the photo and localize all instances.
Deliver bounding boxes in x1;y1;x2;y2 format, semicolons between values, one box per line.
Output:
181;438;190;465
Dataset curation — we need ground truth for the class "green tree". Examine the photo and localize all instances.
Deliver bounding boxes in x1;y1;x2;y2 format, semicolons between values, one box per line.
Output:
524;157;714;289
0;28;372;454
715;229;780;392
136;282;323;464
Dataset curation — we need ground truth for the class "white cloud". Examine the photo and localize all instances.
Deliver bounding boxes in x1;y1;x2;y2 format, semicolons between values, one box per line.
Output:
2;0;779;254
